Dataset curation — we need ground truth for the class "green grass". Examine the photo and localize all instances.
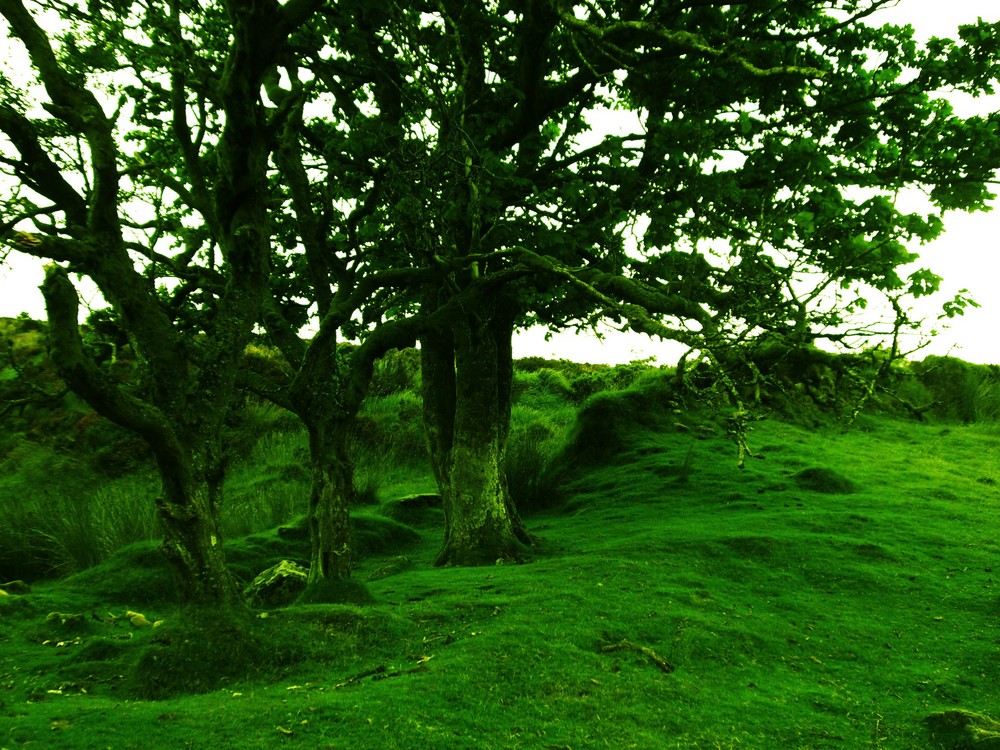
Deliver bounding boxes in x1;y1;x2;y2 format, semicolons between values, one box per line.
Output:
2;406;999;748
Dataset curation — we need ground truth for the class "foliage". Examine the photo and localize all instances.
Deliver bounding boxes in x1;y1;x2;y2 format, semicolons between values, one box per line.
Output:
504;392;577;514
6;0;1000;583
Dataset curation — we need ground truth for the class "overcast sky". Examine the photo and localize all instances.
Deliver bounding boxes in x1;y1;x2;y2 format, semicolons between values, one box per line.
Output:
2;1;999;365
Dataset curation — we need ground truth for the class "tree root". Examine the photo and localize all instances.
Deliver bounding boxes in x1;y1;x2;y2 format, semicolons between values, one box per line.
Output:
600;639;674;674
335;663;429;688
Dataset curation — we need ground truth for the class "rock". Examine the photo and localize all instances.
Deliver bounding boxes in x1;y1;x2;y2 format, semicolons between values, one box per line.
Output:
1;580;31;595
126;610;152;628
924;710;1000;749
244;559;308;607
45;612;86;628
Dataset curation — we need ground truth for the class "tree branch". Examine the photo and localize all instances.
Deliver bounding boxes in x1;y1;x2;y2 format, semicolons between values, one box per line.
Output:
40;265;182;458
555;7;828;80
1;0;122;234
0;105;88;226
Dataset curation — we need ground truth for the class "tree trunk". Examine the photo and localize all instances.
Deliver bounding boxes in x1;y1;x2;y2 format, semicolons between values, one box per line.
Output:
420;324;457;507
305;421;354;582
422;310;532;566
154;468;242;605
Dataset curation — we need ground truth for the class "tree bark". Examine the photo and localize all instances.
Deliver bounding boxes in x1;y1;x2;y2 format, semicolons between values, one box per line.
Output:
155;469;242;605
305;420;354;582
422;303;532;566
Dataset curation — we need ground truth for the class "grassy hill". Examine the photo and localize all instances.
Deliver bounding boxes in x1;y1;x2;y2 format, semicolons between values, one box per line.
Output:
1;317;1000;748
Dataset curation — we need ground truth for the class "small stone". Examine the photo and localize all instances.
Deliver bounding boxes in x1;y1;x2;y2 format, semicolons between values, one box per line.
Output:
45;612;86;627
127;611;152;628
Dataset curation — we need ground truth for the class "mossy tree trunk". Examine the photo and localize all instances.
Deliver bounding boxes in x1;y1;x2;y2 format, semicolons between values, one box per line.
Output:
42;267;247;605
304;420;354;582
155;460;243;604
261;306;431;585
421;302;531;566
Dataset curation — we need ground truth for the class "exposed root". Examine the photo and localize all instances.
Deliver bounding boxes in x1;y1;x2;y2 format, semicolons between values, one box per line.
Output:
600;639;674;674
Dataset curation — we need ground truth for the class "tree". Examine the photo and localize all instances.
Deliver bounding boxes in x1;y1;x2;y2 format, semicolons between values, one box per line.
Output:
234;8;469;586
317;1;1000;564
0;0;323;604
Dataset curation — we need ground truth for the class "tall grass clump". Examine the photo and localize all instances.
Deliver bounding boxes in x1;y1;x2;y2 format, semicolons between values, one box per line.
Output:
368;347;421;397
505;409;571;513
31;477;159;575
911;356;992;423
513;367;575;404
506;365;580;513
353;391;430;502
0;446;159;580
223;429;310;537
973;370;1000;427
356;392;426;460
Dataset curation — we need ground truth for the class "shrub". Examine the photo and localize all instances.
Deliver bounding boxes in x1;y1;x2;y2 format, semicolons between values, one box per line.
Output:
513;367;575;403
556;371;677;469
569;359;661;401
354;391;428;468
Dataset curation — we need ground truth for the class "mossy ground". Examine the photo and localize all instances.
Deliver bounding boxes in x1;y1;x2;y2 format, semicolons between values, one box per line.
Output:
2;400;999;748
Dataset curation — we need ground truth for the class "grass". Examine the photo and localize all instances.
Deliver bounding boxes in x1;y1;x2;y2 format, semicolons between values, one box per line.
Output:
2;397;999;748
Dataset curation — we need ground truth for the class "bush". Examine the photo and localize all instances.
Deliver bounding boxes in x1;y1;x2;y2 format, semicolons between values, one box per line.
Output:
569;359;661;401
512;367;575;403
974;372;1000;426
353;391;428;469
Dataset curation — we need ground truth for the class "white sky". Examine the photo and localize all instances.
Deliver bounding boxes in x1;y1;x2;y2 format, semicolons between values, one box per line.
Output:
2;1;999;365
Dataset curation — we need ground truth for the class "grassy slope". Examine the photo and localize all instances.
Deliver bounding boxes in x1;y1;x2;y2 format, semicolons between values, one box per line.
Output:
2;409;998;749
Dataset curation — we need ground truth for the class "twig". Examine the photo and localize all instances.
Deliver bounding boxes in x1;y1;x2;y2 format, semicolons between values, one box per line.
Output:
334;663;429;688
600;639;674;674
